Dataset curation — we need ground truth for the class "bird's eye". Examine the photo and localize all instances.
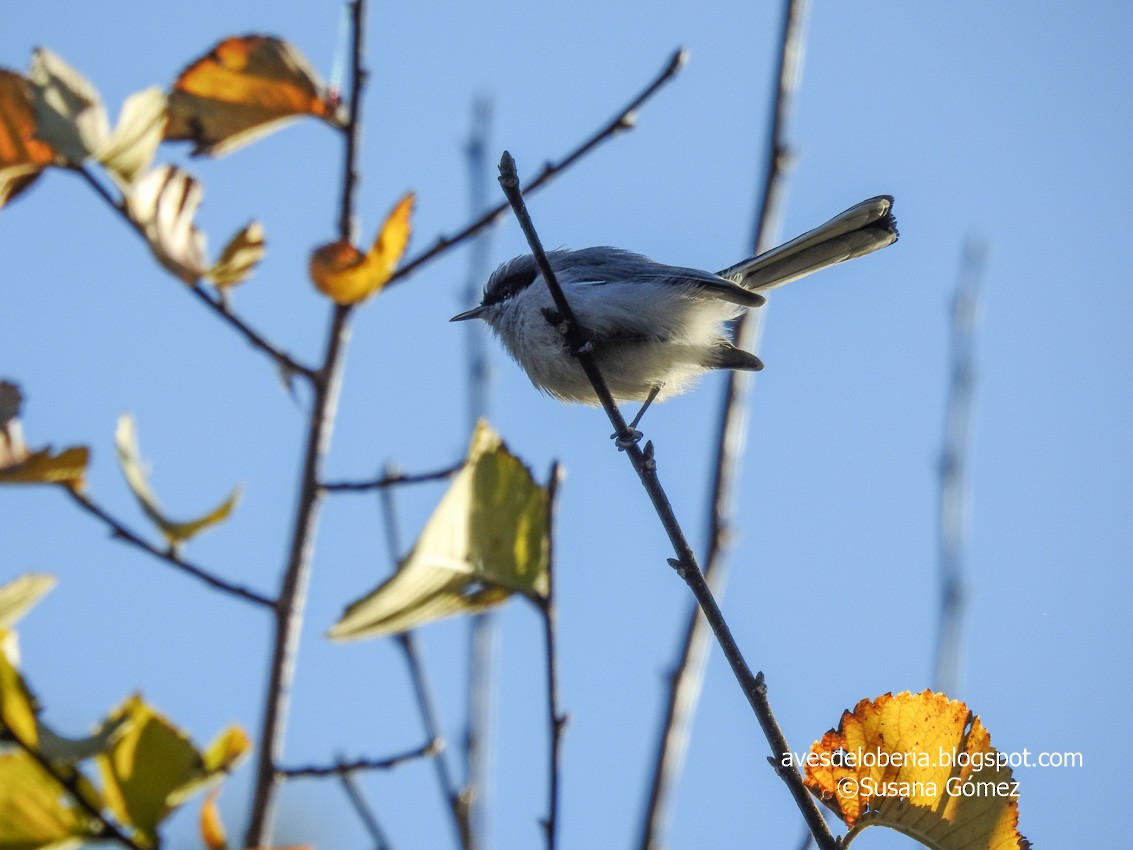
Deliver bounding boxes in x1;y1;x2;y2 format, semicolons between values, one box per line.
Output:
484;264;537;305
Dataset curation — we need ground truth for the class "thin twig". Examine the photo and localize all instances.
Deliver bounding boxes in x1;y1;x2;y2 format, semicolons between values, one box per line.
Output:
498;152;838;850
243;1;367;844
73;168;317;384
462;95;497;850
536;462;566;850
321;462;463;493
933;237;988;695
638;1;810;847
64;488;275;609
277;742;438;778
338;766;395;850
379;468;473;849
383;48;687;293
2;725;146;850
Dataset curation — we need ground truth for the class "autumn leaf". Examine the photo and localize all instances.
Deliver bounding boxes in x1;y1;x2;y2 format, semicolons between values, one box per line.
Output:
0;380;89;488
329;420;549;640
26;48;164;187
205;221;266;287
166;35;345;157
0;753;86;849
96;696;250;847
114;414;241;549
309;192;414;304
124;165;209;283
803;691;1029;849
0;69;57;208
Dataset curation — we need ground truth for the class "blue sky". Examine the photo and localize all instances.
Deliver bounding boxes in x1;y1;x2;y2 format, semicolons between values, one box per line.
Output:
3;1;1131;848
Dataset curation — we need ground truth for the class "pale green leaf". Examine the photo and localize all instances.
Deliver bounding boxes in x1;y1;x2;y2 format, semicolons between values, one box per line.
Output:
0;753;85;850
97;87;167;189
36;713;129;764
205;221;265;288
28;48;109;165
329;420;548;641
114;415;240;548
0;574;56;631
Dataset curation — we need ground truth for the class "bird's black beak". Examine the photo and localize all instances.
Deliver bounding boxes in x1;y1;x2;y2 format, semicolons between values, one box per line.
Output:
450;305;487;322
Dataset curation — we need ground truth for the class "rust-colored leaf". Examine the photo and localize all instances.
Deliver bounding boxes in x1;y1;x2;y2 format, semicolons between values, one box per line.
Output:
166;35;344;157
0;69;56;208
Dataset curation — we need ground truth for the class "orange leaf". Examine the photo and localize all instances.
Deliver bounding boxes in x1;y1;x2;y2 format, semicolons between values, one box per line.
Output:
200;789;228;850
309;192;414;304
166;35;344;157
0;68;57;208
802;691;1029;849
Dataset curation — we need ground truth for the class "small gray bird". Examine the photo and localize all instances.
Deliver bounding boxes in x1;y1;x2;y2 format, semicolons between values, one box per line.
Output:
452;196;897;425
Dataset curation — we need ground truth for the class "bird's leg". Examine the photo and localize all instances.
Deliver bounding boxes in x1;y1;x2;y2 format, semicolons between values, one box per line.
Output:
613;385;661;449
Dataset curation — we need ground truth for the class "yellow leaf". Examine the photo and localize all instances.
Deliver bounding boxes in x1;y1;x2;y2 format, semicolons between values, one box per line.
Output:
329;420;548;640
803;691;1030;849
0;645;38;746
309;192;414;304
205;221;265;287
166;35;345;157
200;789;228;850
0;752;86;850
366;192;414;288
0;69;57;209
0;573;56;631
114;414;240;548
0;381;88;488
97;696;198;845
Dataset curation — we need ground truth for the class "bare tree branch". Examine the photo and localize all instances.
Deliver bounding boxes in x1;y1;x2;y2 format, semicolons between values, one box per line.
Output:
638;1;810;846
462;95;498;850
65;488;275;609
338;766;396;850
377;469;474;849
277;741;439;778
321;462;463;493
243;1;367;844
497;151;839;850
536;462;567;850
384;49;687;293
933;237;988;695
72;167;317;384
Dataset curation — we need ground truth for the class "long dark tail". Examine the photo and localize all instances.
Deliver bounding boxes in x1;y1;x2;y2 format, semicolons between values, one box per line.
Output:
717;196;898;292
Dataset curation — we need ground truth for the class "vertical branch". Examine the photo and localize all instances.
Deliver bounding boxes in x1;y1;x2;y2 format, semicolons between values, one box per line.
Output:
378;468;473;848
462;95;496;850
933;237;988;694
537;462;566;850
244;2;368;846
637;1;810;847
498;153;838;850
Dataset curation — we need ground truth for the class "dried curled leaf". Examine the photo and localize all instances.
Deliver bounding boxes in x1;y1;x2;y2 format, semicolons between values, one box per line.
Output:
115;414;240;549
97;86;168;189
28;47;109;165
329;420;549;640
166;35;345;157
0;574;56;632
309;192;414;304
0;380;89;488
125;165;208;283
0;69;57;208
205;221;265;287
803;691;1029;849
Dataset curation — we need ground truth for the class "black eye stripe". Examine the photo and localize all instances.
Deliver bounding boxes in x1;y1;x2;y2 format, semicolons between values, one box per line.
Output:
484;265;538;305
